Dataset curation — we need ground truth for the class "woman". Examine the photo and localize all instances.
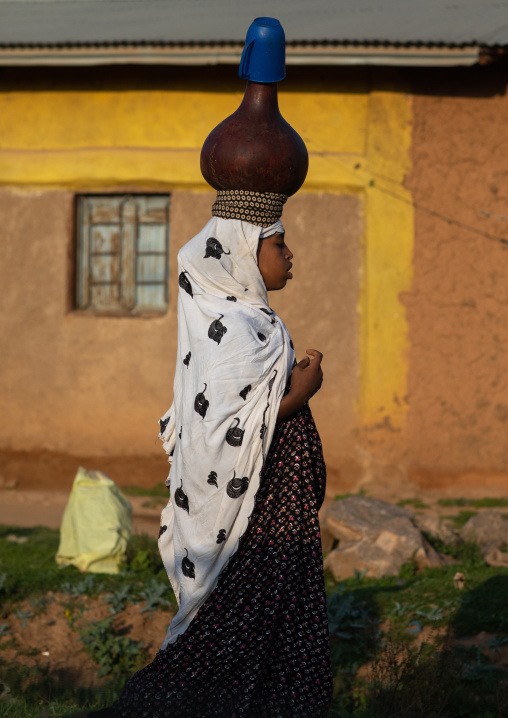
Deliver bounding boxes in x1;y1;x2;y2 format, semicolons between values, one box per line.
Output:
86;213;333;716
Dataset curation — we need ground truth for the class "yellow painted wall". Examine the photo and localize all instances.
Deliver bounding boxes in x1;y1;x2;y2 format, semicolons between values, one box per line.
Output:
0;69;413;454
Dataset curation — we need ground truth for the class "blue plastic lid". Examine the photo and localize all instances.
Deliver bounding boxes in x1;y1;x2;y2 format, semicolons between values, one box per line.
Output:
239;17;286;84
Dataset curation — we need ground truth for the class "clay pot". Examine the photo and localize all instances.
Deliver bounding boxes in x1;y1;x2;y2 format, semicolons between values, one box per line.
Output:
200;81;308;196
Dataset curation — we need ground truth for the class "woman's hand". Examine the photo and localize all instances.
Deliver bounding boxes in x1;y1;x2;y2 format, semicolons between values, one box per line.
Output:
277;349;323;422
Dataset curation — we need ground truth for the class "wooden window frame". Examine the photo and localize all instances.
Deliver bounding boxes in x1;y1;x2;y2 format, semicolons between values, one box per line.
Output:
75;193;171;316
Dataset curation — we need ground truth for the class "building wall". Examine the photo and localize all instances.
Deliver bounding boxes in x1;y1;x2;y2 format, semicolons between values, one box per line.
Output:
406;67;508;486
357;65;508;492
0;187;362;470
0;64;445;492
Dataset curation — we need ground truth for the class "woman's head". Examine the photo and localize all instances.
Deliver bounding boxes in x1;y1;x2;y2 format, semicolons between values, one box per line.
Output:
257;232;293;291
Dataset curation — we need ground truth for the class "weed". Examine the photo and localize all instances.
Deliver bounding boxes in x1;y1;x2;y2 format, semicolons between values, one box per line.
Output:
139;579;173;614
13;609;33;629
21;647;39;657
121;483;168;498
78;617;145;678
388;601;409;618
327;582;376;693
438;497;470;507
398;558;419;581
0;656;124;715
60;575;97;598
443;510;478;530
29;595;54;617
415;605;445;622
423;532;484;565
397;498;430;509
453;573;508;636
334;489;366;502
360;638;508;718
63;602;86;629
141;497;167;509
122;533;165;577
102;585;138;615
352;569;368;583
486;635;508;652
439;497;508;508
0;623;11;638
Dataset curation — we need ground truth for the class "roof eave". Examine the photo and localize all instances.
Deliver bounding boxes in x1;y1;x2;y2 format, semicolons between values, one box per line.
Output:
0;43;482;67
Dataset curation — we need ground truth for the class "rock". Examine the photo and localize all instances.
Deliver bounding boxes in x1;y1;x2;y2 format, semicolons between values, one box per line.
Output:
460;511;508;566
322;496;444;580
483;548;508;568
320;525;336;555
413;514;458;545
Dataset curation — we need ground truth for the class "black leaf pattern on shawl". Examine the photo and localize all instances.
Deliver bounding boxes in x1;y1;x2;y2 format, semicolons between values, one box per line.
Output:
158;525;167;539
226;471;250;499
159;415;170;434
290;338;294;350
203;237;231;259
226;296;237;302
175;479;189;513
183;351;191;367
260;403;270;440
239;384;252;401
178;271;193;297
207;471;218;487
216;529;226;544
194;383;209;419
260;308;273;316
268;369;278;395
257;332;266;342
226;418;244;447
182;549;195;579
208;314;228;344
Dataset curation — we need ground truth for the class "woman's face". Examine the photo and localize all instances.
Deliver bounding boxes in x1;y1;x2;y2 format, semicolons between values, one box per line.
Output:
257;233;294;291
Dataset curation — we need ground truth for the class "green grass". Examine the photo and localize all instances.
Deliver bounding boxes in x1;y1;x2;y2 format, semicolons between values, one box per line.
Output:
438;497;508;508
397;498;430;509
1;523;508;716
141;497;168;509
0;659;124;716
121;483;168;497
334;489;366;502
326;552;508;717
443;510;479;530
0;526;175;608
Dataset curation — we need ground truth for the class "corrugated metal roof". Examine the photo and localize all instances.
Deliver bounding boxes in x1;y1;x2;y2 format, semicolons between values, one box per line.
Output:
1;0;508;48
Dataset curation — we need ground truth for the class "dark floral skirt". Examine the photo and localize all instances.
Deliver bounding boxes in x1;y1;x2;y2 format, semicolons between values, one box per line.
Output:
94;404;332;717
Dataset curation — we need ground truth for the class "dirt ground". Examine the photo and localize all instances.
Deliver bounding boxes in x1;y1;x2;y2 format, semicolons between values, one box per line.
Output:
2;452;508;703
0;450;169;536
2;594;173;689
2;448;508;535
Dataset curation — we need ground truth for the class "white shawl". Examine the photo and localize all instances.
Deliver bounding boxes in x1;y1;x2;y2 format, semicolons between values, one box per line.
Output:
158;216;295;647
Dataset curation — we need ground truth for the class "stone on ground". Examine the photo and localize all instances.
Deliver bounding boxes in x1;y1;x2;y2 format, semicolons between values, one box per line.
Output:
322;496;444;579
413;513;458;545
460;511;508;567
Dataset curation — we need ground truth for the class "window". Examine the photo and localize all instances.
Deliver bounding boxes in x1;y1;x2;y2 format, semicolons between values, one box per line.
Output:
76;194;170;313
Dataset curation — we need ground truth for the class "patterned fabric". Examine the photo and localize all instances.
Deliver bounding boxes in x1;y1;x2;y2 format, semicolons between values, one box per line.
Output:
212;190;288;227
96;403;332;717
157;217;295;646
